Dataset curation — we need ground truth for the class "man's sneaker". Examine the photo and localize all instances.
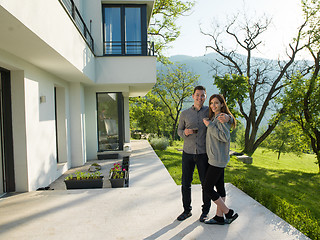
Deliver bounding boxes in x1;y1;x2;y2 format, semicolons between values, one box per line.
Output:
177;211;192;221
225;213;238;224
199;213;208;222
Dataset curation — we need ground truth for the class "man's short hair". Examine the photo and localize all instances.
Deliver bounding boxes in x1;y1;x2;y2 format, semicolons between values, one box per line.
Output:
193;85;206;94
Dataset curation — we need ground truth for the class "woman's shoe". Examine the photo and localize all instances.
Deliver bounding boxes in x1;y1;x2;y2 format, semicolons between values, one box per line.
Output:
204;218;225;225
225;213;238;224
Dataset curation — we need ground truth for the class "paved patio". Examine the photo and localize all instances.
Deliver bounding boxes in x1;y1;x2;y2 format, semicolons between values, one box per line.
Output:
0;140;310;239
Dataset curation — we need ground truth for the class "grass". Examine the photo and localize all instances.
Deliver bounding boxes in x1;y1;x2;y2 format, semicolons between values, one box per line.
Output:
155;141;320;221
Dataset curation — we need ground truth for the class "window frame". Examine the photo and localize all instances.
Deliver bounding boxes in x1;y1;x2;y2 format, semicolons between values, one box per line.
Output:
102;4;147;56
96;92;124;152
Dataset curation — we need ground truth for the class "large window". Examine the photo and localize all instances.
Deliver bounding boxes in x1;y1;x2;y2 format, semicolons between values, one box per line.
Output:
103;4;147;55
97;93;124;151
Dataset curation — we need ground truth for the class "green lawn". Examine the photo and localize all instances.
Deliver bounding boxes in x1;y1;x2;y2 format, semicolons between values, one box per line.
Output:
155;142;320;221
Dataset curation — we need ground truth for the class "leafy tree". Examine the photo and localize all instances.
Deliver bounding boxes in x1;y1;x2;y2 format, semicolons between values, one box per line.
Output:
130;0;196;136
129;93;170;136
280;73;320;171
230;121;245;150
153;63;199;140
278;0;320;172
261;119;309;160
148;0;194;63
201;11;309;156
214;74;249;119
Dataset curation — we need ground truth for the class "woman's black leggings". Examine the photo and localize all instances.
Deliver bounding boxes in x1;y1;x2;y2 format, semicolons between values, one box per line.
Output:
203;165;226;202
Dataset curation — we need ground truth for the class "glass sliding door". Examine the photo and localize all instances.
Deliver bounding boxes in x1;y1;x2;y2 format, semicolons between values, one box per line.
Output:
104;7;121;55
103;4;146;55
125;7;141;54
97;93;124;151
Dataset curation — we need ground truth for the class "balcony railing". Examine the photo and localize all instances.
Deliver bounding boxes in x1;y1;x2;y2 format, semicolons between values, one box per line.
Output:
59;0;94;52
104;41;155;56
59;0;156;57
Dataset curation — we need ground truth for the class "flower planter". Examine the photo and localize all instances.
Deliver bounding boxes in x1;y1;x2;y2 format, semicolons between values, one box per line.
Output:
122;156;130;171
64;177;104;190
109;171;128;188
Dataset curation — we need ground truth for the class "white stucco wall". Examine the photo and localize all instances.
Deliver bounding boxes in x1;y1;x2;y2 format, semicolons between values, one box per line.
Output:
10;70;28;192
0;49;73;191
69;83;87;167
95;56;156;85
24;72;57;191
84;88;98;161
123;96;130;143
0;0;157;192
0;0;96;82
84;86;131;160
83;0;103;56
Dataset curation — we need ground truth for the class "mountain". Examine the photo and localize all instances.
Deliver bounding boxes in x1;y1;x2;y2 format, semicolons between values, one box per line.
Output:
156;53;223;109
169;53;221;97
157;53;277;126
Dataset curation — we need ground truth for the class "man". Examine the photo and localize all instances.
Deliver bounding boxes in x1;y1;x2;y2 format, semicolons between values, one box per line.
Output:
177;86;229;222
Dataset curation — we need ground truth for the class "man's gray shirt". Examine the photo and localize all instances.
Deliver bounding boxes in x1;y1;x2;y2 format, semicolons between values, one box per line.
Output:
177;105;209;154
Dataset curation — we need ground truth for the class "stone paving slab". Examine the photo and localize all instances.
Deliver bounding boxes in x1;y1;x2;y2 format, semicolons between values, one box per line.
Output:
0;140;310;240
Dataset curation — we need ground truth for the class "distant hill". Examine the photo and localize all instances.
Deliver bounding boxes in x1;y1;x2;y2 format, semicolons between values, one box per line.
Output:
157;53;280;126
169;54;220;99
157;53;223;108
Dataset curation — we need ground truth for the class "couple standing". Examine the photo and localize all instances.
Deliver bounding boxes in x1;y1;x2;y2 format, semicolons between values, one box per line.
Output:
177;85;238;225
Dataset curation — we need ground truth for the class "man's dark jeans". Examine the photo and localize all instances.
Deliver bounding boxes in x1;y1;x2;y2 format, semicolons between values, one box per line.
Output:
181;151;211;214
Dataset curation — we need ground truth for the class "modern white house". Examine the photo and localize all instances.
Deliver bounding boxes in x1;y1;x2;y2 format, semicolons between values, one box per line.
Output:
0;0;156;194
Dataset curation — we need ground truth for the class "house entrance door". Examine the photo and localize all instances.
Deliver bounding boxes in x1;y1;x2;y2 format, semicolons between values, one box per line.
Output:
0;68;15;194
0;72;3;195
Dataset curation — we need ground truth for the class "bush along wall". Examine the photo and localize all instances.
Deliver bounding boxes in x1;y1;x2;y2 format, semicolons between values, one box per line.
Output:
149;137;170;151
231;175;320;240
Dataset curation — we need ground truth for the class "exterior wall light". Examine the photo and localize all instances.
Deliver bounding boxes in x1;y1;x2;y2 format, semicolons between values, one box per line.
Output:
40;96;46;103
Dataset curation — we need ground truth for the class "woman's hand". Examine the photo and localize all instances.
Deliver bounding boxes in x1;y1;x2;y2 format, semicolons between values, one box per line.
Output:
217;113;230;123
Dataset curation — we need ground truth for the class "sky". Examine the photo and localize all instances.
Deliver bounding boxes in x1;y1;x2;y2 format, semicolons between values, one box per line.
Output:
165;0;307;60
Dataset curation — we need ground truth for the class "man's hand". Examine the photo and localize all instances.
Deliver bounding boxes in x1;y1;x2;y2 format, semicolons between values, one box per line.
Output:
184;129;194;136
203;118;210;127
217;114;230;123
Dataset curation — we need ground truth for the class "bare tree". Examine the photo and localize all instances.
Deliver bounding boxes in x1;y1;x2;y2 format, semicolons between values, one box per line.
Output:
201;13;308;156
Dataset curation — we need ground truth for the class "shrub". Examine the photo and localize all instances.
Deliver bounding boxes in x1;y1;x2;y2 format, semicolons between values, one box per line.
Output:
231;175;320;240
149;137;170;150
132;133;141;139
147;133;158;141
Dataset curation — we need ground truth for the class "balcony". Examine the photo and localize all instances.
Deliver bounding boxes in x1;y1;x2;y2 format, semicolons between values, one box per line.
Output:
60;0;155;57
59;0;94;52
104;41;155;56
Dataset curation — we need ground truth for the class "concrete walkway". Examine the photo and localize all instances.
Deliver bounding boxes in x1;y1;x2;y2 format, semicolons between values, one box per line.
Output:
0;140;310;240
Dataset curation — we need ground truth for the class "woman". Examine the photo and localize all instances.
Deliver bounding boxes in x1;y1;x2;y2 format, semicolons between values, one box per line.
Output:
202;94;238;225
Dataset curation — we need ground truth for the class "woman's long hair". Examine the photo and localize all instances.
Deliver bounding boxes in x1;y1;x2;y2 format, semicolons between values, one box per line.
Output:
208;94;236;129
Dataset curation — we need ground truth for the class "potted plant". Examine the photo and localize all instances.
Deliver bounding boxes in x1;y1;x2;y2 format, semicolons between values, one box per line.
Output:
64;171;104;189
122;157;130;187
88;162;102;172
122;156;130;171
109;163;128;188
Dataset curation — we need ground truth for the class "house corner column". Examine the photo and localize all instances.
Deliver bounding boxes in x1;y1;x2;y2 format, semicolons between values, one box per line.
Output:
123;96;130;143
69;82;86;167
11;70;29;192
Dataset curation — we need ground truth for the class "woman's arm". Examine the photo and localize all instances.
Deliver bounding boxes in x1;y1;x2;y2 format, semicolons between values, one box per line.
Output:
207;121;231;143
